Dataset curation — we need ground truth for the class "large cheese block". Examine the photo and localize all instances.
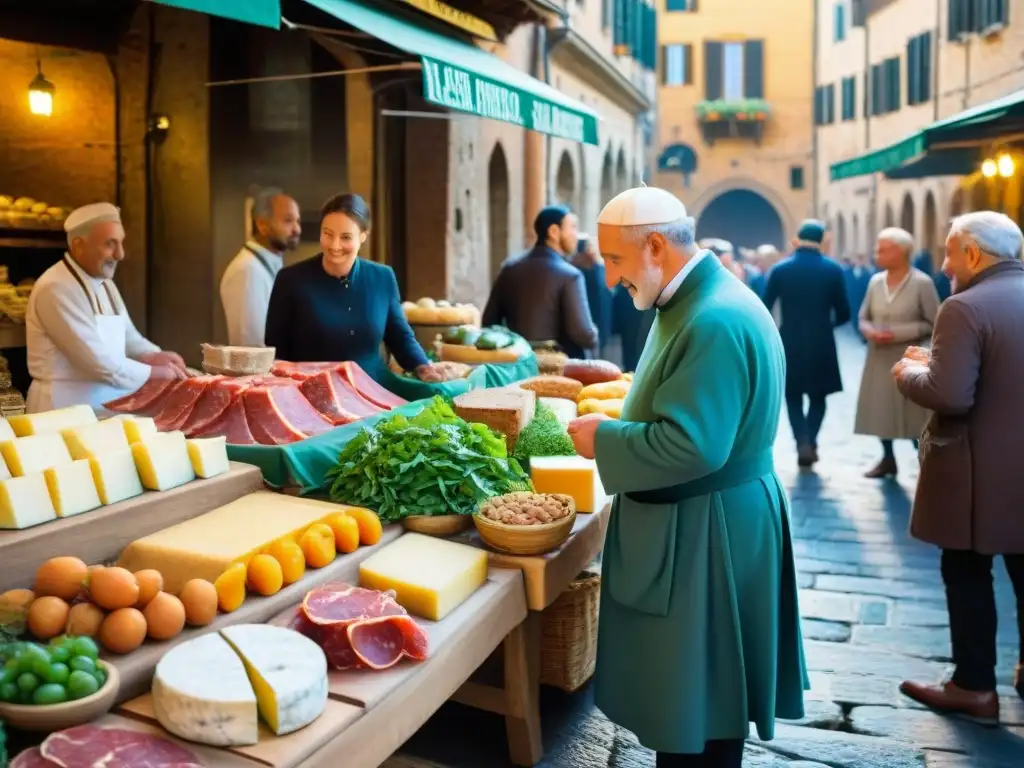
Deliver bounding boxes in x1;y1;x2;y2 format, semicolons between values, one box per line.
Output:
0;419;15;443
62;419;130;460
529;455;607;513
89;447;144;505
0;452;10;480
0;473;58;529
44;459;102;518
113;415;157;444
359;532;487;620
0;434;74;477
152;632;259;747
117;491;348;593
131;430;195;491
220;624;327;735
8;405;97;437
186;436;229;479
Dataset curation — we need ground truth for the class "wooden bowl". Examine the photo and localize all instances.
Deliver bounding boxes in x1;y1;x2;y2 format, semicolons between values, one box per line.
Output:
473;494;577;555
401;514;473;536
0;661;119;731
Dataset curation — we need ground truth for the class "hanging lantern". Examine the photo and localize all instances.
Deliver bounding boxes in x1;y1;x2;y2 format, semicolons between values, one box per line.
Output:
28;61;55;117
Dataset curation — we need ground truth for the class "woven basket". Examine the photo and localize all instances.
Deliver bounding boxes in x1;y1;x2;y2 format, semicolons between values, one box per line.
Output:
540;570;601;692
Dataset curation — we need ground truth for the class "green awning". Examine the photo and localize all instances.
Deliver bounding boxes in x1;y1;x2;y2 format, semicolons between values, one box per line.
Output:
884;147;981;180
146;0;280;28
830;133;925;181
304;0;601;145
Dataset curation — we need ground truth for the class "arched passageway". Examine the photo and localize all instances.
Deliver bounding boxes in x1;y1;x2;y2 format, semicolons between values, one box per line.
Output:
695;188;785;250
488;143;510;280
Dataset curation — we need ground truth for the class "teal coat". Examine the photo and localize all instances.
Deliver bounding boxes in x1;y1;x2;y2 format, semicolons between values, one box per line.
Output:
592;255;808;754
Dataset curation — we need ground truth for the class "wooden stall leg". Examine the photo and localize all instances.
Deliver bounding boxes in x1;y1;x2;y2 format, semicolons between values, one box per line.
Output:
503;612;543;767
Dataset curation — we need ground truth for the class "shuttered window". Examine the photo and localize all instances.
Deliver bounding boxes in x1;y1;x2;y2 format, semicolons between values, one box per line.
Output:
870;63;884;115
743;40;765;98
884;56;901;113
662;44;693;85
834;3;847;41
976;0;1009;30
666;0;697;9
825;83;836;123
851;0;867;26
906;31;932;105
704;39;764;101
841;76;857;120
814;84;836;125
704;41;723;100
949;0;1008;39
790;166;805;190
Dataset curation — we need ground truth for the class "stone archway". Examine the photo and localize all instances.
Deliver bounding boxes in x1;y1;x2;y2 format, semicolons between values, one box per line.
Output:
600;147;614;208
835;213;847;257
922;191;938;257
883;202;895;228
615;147;628;192
555;150;576;209
695;188;785;250
691;175;796;238
900;192;915;234
488;143;510;281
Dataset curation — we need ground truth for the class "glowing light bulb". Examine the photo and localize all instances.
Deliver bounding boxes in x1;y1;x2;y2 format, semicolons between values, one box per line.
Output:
997;153;1015;178
27;70;54;117
982;159;997;178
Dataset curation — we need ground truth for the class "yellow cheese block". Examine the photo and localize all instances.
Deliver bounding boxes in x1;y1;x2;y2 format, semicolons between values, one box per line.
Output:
90;447;145;505
0;434;74;477
113;415;157;444
186;436;229;479
62;419;130;460
8;405;97;437
131;431;196;491
0;451;10;481
44;458;102;518
117;491;352;593
0;473;58;529
0;419;15;443
358;532;487;621
528;455;607;513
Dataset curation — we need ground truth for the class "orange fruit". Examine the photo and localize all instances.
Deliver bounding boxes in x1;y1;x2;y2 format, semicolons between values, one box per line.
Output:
88;567;139;610
98;607;147;654
27;596;70;640
299;523;336;568
326;513;360;555
246;554;283;596
143;592;186;641
214;563;247;613
344;507;383;546
134;569;164;607
267;540;305;585
65;601;106;637
34;557;89;601
178;579;218;626
1;588;36;609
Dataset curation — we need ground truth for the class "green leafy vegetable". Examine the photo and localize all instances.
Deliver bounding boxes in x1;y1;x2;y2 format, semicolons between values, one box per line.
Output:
326;396;532;523
513;402;577;462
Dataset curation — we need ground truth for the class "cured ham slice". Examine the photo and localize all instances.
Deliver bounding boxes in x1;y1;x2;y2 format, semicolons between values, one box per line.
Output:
243;385;333;445
193;396;255;445
348;615;429;669
40;724;202;767
10;747;56;767
299;370;384;425
181;377;250;436
338;361;406;409
104;379;177;414
153;376;221;431
270;361;338;381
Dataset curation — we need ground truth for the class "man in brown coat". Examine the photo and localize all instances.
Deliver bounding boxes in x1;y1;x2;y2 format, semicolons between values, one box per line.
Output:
893;210;1024;723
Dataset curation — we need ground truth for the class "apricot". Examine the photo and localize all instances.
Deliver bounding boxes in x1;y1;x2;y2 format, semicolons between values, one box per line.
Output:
34;556;89;601
246;554;283;596
98;607;147;654
143;592;186;641
27;596;70;640
214;563;247;613
326;513;360;555
1;588;36;610
344;506;383;546
179;579;218;626
65;601;106;637
267;539;305;585
299;523;336;568
134;569;164;607
88;567;139;610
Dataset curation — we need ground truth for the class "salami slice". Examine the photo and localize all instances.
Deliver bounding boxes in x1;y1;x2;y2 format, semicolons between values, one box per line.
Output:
301;583;405;626
348;615;430;669
40;725;202;767
10;747;58;767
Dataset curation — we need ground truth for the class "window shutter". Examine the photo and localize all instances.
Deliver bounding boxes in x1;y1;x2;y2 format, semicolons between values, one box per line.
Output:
906;37;918;105
891;56;902;111
948;0;960;39
704;41;724;100
827;83;836;123
648;5;659;69
920;32;932;101
850;76;857;119
614;0;626;47
633;0;644;63
813;87;822;125
659;45;667;85
743;40;765;98
684;44;694;85
870;64;882;115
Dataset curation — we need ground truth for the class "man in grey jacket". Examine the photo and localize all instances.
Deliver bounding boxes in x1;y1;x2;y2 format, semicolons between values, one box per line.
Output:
482;206;598;358
893;211;1024;723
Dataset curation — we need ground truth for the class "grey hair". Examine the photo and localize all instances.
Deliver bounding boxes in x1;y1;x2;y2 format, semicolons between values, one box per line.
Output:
625;217;697;249
877;226;915;256
66;216;120;249
949;211;1024;261
251;187;286;233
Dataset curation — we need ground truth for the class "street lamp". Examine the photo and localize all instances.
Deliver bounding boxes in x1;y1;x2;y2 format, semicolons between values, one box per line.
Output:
28;60;55;117
997;153;1015;178
982;158;997;178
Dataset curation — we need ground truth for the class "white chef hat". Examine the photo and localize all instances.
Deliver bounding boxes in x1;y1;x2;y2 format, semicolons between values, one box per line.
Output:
597;186;688;227
64;203;121;235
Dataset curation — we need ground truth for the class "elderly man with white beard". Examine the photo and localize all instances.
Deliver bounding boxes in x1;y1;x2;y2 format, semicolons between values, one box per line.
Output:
566;186;807;767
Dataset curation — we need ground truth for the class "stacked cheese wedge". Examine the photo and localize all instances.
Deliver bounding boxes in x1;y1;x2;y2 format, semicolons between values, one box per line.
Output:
152;624;328;746
0;405;232;530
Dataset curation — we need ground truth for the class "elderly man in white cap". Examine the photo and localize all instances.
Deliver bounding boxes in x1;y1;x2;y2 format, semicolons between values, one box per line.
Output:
566;187;806;767
25;202;187;413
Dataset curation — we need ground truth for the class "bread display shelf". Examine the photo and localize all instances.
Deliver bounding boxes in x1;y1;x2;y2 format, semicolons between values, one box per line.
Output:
0;462;265;594
110;568;527;768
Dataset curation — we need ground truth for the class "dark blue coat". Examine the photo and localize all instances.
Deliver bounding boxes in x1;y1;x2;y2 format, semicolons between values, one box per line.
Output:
265;255;428;380
763;248;851;396
611;285;647;372
578;262;613;348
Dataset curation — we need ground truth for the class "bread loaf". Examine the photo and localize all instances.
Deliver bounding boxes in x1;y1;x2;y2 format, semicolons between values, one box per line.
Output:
453;387;536;451
563;359;622;386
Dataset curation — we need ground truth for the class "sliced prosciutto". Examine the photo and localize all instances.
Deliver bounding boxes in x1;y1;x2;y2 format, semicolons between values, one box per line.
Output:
193;396;255;445
40;724;202;767
338;361;406;409
348;615;429;669
153;376;221;431
103;379;177;414
270;361;338;381
10;747;56;767
299;369;384;425
243;385;333;445
181;377;251;436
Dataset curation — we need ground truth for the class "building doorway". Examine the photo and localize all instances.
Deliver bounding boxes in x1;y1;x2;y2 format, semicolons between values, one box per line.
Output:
695;188;784;249
555;151;575;209
488;143;510;281
900;192;915;234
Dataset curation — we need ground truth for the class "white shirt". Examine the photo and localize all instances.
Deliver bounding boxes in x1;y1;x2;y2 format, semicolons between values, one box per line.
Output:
26;256;158;391
220;241;283;347
656;249;709;307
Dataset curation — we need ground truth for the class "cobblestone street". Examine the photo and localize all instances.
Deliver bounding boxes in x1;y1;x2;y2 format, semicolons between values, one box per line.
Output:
388;328;1024;768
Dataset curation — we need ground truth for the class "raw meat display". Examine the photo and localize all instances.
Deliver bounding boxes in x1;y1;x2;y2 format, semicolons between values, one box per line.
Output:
289;583;428;670
39;724;202;767
10;747;54;768
103;360;407;446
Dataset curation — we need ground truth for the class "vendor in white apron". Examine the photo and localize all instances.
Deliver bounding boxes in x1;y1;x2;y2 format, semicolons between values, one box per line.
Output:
25;202;187;414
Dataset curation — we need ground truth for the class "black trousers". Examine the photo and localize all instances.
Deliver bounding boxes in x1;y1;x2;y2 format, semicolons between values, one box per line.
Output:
942;549;1024;691
785;393;827;448
656;739;745;767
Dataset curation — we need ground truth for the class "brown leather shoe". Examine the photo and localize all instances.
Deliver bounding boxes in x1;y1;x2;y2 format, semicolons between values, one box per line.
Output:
864;457;898;478
899;679;999;725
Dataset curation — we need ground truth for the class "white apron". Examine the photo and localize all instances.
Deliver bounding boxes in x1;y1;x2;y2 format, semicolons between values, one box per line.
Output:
27;258;135;414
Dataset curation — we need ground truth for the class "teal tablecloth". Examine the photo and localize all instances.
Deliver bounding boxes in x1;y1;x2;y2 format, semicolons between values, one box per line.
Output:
226;353;538;493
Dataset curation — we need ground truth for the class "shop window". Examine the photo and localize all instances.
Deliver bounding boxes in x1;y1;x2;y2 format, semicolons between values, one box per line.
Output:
791;167;805;190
